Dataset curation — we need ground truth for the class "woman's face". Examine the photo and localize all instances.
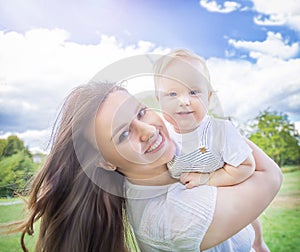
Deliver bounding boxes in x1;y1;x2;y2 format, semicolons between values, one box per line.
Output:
94;90;176;181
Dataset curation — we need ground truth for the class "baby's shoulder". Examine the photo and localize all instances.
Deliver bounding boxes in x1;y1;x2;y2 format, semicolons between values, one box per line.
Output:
209;116;232;127
208;117;238;135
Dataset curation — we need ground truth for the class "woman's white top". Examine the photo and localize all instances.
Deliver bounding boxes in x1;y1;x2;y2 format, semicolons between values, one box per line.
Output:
125;181;255;251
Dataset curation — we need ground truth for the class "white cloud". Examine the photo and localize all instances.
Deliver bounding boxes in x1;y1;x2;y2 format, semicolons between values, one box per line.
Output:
295;122;300;134
207;55;300;125
252;0;300;32
214;31;300;124
0;129;51;153
1;28;299;152
0;28;169;149
254;14;286;26
228;31;299;60
199;0;241;13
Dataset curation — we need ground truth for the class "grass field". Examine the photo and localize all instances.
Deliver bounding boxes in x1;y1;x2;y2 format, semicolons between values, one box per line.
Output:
260;170;300;251
1;169;299;251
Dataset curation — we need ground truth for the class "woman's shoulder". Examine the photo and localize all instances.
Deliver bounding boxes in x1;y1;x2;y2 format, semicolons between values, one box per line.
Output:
166;184;217;231
125;180;217;209
167;183;217;211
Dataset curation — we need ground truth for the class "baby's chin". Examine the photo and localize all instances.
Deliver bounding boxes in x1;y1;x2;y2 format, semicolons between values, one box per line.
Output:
174;125;199;134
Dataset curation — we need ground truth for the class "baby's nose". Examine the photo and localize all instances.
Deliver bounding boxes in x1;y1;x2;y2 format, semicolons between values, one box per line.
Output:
179;95;191;106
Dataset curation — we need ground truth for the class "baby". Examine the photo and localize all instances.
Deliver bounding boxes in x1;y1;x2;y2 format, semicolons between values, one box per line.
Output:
153;49;270;252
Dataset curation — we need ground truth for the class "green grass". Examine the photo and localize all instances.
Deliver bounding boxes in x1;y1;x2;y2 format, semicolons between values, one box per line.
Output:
260;170;300;251
0;231;36;252
0;203;25;223
0;201;36;252
1;170;299;251
0;198;21;202
281;164;300;173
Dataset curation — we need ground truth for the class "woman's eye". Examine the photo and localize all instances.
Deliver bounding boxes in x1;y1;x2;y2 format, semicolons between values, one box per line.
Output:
119;130;129;143
190;90;200;96
137;107;147;119
168;91;177;97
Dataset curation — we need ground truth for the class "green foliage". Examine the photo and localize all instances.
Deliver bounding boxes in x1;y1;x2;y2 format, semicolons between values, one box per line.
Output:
0;139;7;157
281;165;300;173
0;152;38;197
2;135;26;158
0;135;38;197
249;109;300;166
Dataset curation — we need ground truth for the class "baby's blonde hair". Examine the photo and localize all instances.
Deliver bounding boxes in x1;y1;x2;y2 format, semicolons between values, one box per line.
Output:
153;49;211;92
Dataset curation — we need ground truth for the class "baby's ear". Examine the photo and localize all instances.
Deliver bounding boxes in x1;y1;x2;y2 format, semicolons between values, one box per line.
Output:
98;160;117;171
208;91;213;102
155;90;160;101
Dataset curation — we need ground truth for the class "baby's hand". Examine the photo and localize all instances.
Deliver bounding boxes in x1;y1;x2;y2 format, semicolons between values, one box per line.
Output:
180;172;210;189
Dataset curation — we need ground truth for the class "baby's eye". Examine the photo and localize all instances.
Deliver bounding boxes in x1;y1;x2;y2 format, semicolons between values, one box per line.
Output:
190;90;201;96
119;130;129;143
168;91;177;97
137;107;147;119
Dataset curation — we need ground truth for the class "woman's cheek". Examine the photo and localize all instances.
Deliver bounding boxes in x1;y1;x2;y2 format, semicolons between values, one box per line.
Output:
115;143;143;164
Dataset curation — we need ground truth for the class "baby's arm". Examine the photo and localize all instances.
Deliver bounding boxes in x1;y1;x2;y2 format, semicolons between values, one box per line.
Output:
180;154;255;188
209;153;255;186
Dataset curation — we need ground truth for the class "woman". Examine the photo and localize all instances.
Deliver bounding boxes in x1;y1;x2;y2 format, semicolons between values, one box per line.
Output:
18;81;282;251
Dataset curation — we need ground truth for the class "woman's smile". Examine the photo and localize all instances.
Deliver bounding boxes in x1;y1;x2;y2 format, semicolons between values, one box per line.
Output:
145;132;163;153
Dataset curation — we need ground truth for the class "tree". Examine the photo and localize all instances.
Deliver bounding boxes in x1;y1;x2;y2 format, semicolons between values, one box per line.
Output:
249;109;300;166
0;135;39;197
0;138;7;158
2;135;26;157
0;151;38;197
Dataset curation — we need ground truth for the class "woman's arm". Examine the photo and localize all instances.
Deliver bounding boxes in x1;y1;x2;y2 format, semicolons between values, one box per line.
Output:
200;140;282;250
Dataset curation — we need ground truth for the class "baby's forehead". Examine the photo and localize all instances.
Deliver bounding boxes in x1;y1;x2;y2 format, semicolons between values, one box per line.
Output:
161;59;205;78
163;57;204;73
156;73;210;91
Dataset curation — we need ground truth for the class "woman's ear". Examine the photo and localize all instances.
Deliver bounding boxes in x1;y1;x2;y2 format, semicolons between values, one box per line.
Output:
98;160;117;171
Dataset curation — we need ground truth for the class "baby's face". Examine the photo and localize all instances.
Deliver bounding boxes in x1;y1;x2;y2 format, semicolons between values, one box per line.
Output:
156;59;211;133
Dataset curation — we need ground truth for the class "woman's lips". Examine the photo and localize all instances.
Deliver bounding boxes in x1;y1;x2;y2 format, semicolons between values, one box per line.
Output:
145;133;163;153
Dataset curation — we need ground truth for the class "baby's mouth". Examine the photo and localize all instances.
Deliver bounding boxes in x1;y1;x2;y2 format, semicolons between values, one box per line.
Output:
176;111;193;115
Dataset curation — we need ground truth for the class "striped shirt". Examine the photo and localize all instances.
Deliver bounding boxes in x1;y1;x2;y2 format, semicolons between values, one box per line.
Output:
167;116;252;179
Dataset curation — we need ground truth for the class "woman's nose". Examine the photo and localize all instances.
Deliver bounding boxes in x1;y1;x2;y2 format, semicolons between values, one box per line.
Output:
132;119;156;142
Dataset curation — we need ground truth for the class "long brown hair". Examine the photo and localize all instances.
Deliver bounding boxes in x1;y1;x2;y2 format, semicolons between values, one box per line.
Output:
17;82;135;251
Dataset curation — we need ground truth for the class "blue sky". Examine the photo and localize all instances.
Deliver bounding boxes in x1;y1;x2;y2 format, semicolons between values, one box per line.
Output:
0;0;299;152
